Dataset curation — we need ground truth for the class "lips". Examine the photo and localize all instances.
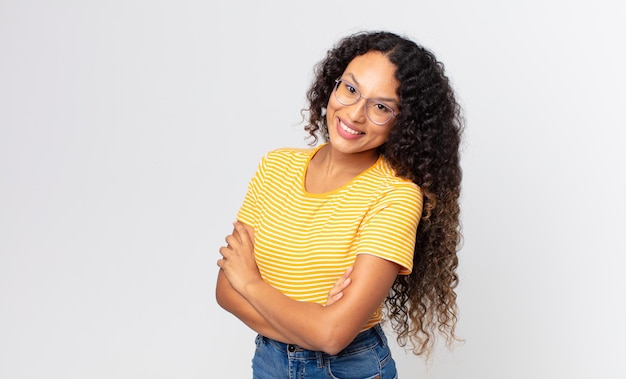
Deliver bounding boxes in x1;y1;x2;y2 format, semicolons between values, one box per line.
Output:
339;120;364;135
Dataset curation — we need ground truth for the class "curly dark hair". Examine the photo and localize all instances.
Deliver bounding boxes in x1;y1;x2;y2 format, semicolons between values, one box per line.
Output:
304;31;463;356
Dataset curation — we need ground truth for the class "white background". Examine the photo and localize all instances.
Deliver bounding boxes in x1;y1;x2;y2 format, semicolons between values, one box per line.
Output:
1;1;625;378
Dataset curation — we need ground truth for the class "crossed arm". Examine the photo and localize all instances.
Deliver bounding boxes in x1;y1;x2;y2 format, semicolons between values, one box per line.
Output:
216;221;400;355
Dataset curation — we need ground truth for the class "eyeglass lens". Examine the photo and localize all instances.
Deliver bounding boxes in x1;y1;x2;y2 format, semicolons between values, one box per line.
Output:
335;80;395;125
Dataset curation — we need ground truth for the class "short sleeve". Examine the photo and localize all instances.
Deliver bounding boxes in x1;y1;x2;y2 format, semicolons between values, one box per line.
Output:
356;184;423;275
236;155;267;229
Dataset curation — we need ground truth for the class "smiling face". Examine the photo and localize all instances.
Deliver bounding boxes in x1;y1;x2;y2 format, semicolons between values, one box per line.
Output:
326;51;400;159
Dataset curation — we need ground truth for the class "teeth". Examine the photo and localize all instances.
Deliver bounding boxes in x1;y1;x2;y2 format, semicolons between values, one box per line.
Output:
340;121;362;135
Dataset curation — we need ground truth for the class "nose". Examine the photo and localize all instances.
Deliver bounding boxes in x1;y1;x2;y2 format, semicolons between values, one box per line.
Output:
346;97;368;123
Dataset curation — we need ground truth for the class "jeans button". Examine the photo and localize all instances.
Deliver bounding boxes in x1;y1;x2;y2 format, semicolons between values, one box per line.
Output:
287;344;296;352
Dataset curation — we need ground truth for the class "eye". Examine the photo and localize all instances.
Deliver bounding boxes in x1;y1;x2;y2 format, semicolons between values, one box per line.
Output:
343;81;358;95
373;101;393;114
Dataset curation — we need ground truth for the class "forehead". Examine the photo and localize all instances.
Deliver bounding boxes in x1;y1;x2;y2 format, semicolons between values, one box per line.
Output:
342;51;399;99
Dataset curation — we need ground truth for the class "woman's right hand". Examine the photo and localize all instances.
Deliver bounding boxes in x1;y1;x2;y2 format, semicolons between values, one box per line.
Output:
325;266;353;306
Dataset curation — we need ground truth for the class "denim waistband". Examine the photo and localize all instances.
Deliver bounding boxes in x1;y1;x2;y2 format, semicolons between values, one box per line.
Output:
260;323;388;358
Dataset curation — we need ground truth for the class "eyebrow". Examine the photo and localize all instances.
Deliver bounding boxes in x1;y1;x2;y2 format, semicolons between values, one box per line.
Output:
343;73;400;104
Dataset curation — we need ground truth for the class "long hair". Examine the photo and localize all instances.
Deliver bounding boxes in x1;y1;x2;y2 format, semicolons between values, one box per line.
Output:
305;31;463;356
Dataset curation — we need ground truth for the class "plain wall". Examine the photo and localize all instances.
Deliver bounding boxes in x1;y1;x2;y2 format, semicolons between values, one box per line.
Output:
1;1;625;378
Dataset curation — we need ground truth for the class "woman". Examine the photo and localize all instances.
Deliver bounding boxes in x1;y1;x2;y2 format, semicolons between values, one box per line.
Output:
217;30;463;378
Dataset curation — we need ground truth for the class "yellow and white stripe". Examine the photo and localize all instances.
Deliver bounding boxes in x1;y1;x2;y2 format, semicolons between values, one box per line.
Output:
237;144;423;330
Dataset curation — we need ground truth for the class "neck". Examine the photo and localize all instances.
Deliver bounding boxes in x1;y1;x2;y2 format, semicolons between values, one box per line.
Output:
315;144;379;176
305;144;379;194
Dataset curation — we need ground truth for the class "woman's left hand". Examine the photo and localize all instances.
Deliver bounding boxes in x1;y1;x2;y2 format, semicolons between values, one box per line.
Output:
217;221;263;294
325;266;353;306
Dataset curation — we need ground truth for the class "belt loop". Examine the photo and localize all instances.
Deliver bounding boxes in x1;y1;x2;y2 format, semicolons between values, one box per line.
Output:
374;324;387;348
316;351;324;368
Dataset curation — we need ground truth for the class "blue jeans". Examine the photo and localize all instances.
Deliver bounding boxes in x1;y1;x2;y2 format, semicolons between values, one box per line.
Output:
251;324;398;378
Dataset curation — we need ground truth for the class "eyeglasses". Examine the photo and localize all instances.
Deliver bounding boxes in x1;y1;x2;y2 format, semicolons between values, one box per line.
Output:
333;79;398;125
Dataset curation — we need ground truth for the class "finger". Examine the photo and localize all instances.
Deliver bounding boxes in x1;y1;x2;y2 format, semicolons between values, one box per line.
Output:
219;245;231;259
233;221;250;245
341;266;354;279
337;277;352;291
224;234;239;248
330;277;351;296
333;267;353;287
326;284;346;306
225;233;234;246
328;278;349;297
230;225;242;244
327;288;341;303
329;267;353;295
331;292;344;301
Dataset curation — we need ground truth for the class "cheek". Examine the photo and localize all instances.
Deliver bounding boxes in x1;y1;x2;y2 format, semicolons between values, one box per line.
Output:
325;97;338;115
325;100;339;125
378;128;393;143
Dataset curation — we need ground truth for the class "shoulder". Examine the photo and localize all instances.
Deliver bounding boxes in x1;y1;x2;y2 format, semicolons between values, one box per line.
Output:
257;146;317;174
370;157;422;200
264;146;315;162
265;147;314;160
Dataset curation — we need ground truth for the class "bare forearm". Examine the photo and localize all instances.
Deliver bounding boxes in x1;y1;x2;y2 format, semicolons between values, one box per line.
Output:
218;222;396;354
240;278;365;354
216;270;291;343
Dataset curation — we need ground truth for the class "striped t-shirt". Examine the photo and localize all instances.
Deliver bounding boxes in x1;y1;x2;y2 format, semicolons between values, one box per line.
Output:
237;144;423;330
